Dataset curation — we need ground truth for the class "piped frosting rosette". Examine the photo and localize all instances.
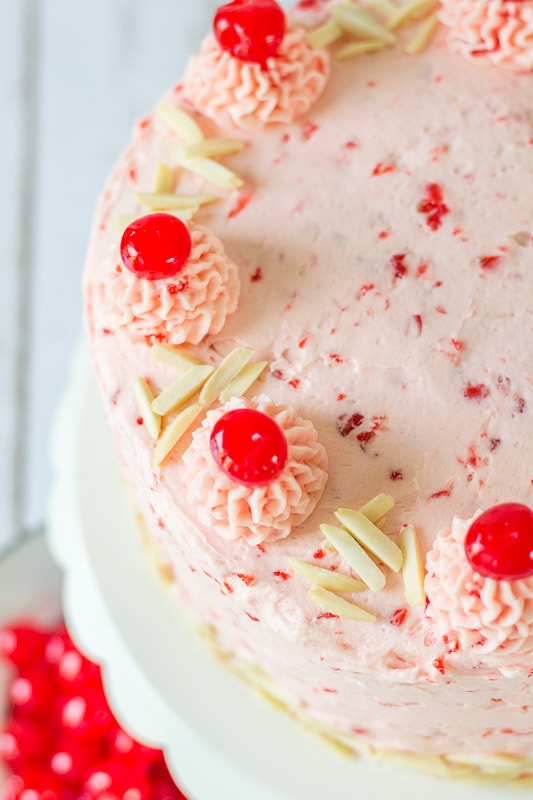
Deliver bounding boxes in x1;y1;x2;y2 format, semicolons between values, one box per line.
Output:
182;395;328;545
439;0;533;71
97;222;240;346
183;27;329;131
425;514;533;657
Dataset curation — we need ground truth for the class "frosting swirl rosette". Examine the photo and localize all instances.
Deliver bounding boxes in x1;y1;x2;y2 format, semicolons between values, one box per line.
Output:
425;514;533;656
439;0;533;71
182;395;328;545
183;27;329;131
98;223;239;346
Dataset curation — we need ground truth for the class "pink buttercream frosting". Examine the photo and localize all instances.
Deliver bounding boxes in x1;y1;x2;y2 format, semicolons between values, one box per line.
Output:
439;0;533;71
182;395;328;545
183;27;329;131
97;223;240;346
425;514;533;657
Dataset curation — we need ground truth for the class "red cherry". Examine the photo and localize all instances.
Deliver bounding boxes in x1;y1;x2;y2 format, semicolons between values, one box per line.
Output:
83;760;150;799
49;736;93;784
210;408;288;486
120;213;192;280
0;624;48;669
107;727;160;769
0;719;47;770
9;666;57;718
214;0;286;67
57;685;116;744
465;503;533;580
150;760;187;800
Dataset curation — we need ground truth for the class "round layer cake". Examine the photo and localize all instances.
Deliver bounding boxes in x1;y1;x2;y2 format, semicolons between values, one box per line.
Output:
84;0;533;783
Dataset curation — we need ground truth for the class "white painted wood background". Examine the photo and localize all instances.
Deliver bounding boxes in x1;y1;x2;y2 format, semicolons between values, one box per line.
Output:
0;0;225;552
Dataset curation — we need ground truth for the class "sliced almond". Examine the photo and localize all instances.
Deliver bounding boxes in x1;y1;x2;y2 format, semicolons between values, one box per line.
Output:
132;377;161;441
320;538;337;553
173;147;245;190
151;365;214;416
153;403;203;466
152;163;175;194
358;493;394;524
332;3;396;43
309;585;376;621
364;0;398;21
199;347;254;408
151;344;205;371
290;559;366;593
398;524;426;607
404;13;439;54
218;361;268;403
336;40;384;59
320;524;386;591
156;103;204;143
168;207;199;222
335;508;403;572
181;138;245;159
387;0;438;29
306;18;344;49
134;192;218;211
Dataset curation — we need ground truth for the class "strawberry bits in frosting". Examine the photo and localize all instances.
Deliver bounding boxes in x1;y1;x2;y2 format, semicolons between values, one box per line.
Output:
425;514;533;658
183;26;329;131
182;395;328;545
439;0;533;71
98;221;240;346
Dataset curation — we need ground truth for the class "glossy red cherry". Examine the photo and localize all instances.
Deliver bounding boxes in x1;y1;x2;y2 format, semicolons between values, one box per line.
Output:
0;719;47;770
9;666;57;718
210;408;288;486
214;0;286;67
120;213;192;280
465;503;533;580
0;624;48;669
83;759;150;799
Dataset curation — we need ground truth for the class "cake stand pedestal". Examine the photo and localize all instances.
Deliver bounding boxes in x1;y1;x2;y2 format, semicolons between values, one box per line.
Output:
46;349;506;800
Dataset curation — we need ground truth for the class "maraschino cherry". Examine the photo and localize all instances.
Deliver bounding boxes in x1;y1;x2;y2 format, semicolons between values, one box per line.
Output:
464;503;533;580
210;408;288;486
214;0;286;67
120;212;192;280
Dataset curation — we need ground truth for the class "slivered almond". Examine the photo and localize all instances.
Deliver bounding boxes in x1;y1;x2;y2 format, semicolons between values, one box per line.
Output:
151;365;214;416
320;538;337;552
398;525;426;606
290;559;366;593
320;524;386;591
306;18;344;49
404;13;439;54
364;0;398;21
152;163;175;194
387;0;438;29
199;347;254;408
358;493;394;523
309;585;376;621
335;508;403;572
132;377;161;441
173;147;245;189
134;192;218;211
219;361;268;403
336;40;384;59
181;139;245;159
168;207;199;221
156;103;204;143
332;4;396;43
151;344;204;371
153;403;203;465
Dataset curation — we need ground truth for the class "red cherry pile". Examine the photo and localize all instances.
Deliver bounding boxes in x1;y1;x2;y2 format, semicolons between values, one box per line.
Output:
464;502;533;581
210;407;288;486
214;0;286;67
0;620;187;800
120;213;192;281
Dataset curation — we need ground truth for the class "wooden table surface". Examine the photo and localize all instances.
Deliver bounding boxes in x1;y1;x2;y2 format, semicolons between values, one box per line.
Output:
0;0;222;552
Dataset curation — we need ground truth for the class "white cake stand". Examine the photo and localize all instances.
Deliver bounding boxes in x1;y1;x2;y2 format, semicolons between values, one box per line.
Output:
46;349;509;800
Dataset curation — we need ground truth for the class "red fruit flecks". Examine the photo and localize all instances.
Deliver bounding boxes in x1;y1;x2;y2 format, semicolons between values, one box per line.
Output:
214;0;286;67
0;624;48;668
210;408;288;486
418;183;449;231
463;383;490;401
120;213;192;280
336;412;365;437
465;503;533;580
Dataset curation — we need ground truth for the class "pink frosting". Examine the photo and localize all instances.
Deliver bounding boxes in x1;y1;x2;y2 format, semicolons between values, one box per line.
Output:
425;514;533;657
182;395;328;545
183;27;329;131
439;0;533;71
97;223;240;346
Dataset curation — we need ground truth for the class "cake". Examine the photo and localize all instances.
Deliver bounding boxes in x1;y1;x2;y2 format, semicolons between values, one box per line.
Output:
83;0;533;784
